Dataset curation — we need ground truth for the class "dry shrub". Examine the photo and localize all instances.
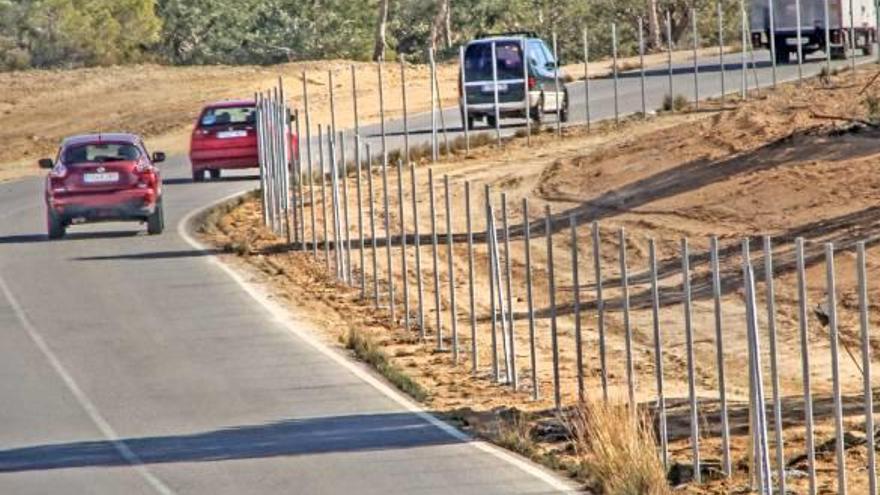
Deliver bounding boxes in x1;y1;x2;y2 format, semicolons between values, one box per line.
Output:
566;400;670;495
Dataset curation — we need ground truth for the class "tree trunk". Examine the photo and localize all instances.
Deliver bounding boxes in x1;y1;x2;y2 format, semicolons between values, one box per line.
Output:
647;0;662;49
373;0;390;61
430;0;449;52
444;0;452;49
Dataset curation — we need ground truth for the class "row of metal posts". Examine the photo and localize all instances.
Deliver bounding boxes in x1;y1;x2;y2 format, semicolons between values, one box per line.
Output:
252;5;880;492
281;137;880;493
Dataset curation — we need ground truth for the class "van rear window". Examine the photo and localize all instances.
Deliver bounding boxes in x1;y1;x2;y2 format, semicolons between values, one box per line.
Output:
464;41;524;81
200;106;256;127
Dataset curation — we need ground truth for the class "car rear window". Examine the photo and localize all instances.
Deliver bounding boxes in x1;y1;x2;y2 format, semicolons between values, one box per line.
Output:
63;143;141;165
200;105;256;127
464;41;524;82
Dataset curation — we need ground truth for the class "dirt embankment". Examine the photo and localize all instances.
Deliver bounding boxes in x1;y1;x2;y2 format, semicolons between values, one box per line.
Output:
0;61;461;182
0;44;735;183
202;64;880;492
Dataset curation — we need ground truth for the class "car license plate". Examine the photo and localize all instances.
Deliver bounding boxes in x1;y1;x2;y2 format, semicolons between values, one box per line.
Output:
83;172;119;184
217;130;247;139
481;83;509;93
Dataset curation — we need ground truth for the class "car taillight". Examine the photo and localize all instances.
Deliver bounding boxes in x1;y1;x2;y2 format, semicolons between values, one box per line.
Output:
192;128;211;139
528;77;536;90
50;163;67;179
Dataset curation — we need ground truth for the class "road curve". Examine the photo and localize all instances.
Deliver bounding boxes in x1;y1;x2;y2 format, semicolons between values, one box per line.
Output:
0;162;572;494
0;48;866;494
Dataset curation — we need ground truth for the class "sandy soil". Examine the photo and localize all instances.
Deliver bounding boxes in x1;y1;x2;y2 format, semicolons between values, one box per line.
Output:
0;44;735;183
202;63;880;492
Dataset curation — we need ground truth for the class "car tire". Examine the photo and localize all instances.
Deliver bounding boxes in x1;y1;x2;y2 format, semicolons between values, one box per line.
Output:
47;210;65;240
193;170;205;183
147;199;165;235
531;95;545;125
560;89;570;123
486;114;498;129
209;168;221;180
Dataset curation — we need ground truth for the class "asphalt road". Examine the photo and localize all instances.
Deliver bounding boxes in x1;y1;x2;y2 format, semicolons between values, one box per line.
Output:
0;48;871;494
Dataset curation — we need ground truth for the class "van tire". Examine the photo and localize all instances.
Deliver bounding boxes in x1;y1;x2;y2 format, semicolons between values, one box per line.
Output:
210;169;221;180
193;170;205;183
486;114;499;129
560;90;570;123
531;95;545;125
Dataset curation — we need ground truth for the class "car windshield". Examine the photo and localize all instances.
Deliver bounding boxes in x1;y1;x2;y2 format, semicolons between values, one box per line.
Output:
200;105;256;127
63;143;141;164
464;41;524;82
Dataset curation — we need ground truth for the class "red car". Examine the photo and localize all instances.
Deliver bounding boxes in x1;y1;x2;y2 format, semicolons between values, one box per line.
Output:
39;133;165;239
189;99;297;182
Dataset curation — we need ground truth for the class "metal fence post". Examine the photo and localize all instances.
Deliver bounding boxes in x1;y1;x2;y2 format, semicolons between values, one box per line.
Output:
522;39;531;145
412;164;425;338
330;132;343;280
619;228;634;409
430;48;439;162
639;17;647;117
795;0;804;83
825;243;848;494
381;152;395;320
763;237;785;493
459;46;471;152
466;182;476;369
552;32;563;135
524;198;537;399
796;238;818;495
667;11;674;105
400;55;410;163
583;28;592;131
769;0;778;87
502;194;515;387
710;237;732;477
342;133;353;284
649;239;668;470
571;214;584;402
744;258;773;495
824;0;832;74
486;186;498;380
398;159;409;329
741;0;749;97
434;67;451;156
682;238;701;484
718;1;726;106
692;9;700;109
356;136;366;297
318;125;330;273
445;175;458;363
858;242;877;495
303;74;317;258
430;169;442;350
592;221;608;401
378;61;388;166
367;145;379;307
611;24;620;125
546;206;560;411
490;42;502;145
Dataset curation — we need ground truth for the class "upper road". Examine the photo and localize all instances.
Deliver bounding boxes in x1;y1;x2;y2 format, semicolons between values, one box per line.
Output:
0;48;869;494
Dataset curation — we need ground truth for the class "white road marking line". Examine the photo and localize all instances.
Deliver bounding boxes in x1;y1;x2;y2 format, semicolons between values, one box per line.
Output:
179;192;577;494
0;275;176;495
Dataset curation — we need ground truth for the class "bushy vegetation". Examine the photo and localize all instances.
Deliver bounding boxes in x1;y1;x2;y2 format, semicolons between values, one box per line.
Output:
1;0;746;71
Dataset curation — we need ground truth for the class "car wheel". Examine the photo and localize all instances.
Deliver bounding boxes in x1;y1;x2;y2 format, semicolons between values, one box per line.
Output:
47;210;66;240
560;89;570;123
147;199;165;235
193;170;205;183
531;95;545;125
209;168;221;180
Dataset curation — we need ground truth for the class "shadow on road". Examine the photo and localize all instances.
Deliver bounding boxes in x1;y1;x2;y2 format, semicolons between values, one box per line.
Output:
0;231;142;245
164;174;260;186
0;412;465;473
73;247;224;261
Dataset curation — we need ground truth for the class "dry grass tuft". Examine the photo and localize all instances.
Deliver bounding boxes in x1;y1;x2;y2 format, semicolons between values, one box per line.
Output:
566;400;670;495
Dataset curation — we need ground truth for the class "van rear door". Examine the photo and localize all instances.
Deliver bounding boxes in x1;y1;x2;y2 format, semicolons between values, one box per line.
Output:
463;40;527;106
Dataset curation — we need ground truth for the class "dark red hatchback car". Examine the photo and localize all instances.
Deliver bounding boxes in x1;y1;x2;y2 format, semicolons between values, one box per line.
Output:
40;133;165;239
189;99;297;182
189;100;259;182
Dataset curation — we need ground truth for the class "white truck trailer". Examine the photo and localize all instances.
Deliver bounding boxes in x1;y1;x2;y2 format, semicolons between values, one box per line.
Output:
750;0;877;63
